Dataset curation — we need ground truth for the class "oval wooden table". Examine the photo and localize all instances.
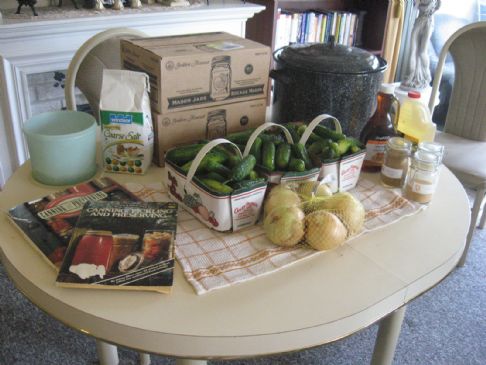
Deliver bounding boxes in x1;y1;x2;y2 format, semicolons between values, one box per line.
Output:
0;163;469;365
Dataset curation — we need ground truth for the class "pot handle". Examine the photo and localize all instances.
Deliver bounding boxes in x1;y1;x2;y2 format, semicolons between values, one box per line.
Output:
269;69;291;85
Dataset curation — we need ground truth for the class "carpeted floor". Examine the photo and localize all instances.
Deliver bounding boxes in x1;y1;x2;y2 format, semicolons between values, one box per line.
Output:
1;215;485;365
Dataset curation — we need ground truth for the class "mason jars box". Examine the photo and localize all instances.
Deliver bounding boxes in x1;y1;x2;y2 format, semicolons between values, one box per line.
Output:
121;32;271;114
152;99;266;166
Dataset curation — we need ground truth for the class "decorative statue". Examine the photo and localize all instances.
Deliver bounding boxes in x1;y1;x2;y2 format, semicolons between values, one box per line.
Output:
113;0;124;10
131;0;142;8
402;0;441;90
15;0;38;16
93;0;105;10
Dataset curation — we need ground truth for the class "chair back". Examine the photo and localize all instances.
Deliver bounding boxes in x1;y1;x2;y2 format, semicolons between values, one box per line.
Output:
65;27;148;122
429;22;486;141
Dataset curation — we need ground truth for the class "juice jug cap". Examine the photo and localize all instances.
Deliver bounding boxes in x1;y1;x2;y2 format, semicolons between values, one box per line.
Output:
408;91;421;99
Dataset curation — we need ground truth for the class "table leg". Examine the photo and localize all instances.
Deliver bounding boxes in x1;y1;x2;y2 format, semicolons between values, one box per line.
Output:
139;352;151;365
371;305;407;365
175;359;208;365
96;340;119;365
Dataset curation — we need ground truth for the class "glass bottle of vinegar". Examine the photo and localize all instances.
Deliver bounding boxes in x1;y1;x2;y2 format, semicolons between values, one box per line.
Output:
360;84;401;172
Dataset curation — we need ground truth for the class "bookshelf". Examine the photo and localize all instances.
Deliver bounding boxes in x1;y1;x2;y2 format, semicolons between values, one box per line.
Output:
246;0;390;55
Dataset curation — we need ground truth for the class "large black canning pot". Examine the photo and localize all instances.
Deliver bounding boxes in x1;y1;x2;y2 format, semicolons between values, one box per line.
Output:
270;41;387;138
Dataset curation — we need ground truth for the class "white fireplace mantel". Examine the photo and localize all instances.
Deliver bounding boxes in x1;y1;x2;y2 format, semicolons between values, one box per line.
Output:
0;1;264;188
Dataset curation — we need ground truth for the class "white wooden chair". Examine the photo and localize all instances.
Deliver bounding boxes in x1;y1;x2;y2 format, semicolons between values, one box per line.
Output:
65;27;148;122
429;21;486;266
64;27;152;365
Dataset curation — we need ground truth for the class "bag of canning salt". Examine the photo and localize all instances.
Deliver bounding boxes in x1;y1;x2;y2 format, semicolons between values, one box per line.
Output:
99;69;153;175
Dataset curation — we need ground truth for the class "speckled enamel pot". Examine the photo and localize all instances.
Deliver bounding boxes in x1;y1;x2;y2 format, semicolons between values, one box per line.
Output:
270;42;387;138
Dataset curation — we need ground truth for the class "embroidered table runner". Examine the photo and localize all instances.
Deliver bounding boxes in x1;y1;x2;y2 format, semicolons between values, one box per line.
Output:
124;178;425;295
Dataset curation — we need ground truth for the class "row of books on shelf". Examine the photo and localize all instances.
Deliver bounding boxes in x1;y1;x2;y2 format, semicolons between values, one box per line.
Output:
7;178;178;294
274;8;366;50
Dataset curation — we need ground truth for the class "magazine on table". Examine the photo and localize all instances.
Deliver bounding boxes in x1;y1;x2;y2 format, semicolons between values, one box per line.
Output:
7;177;140;270
55;201;178;294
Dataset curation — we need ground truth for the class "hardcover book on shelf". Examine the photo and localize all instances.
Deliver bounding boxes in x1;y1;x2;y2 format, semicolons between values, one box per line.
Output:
7;177;140;270
56;201;178;294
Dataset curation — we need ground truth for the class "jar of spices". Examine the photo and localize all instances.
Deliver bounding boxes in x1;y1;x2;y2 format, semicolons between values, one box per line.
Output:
381;137;412;188
404;150;440;204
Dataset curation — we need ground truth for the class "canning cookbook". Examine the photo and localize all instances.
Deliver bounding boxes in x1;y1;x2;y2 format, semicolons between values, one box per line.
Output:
56;201;178;294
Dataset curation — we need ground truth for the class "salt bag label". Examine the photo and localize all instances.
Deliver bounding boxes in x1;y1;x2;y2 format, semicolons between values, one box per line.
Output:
100;70;153;175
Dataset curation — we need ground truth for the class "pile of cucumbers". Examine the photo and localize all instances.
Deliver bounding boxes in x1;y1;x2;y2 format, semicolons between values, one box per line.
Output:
166;142;264;195
226;128;313;173
286;123;364;166
165;122;364;195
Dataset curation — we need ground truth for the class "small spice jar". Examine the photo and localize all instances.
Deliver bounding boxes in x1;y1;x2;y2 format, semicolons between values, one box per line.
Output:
381;137;412;188
417;141;444;164
403;150;440;204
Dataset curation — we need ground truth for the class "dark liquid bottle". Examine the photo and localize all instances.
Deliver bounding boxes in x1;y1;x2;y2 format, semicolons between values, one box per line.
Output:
360;85;400;172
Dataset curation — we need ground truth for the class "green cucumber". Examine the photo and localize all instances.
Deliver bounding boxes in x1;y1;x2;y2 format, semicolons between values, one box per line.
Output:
201;172;226;183
232;155;257;181
226;153;242;168
166;144;205;165
288;158;306;172
200;179;233;194
259;133;285;145
230;178;266;190
249;137;263;164
276;142;291;170
205;160;232;178
291;143;312;170
180;152;227;174
248;170;259;180
262;141;276;171
314;125;346;141
283;123;300;143
226;129;255;145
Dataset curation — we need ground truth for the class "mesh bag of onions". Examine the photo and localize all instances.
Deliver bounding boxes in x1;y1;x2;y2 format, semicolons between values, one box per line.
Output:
263;182;365;251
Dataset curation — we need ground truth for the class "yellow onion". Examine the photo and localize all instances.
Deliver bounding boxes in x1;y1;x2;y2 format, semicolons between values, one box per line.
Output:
297;181;333;201
318;192;364;236
264;187;301;218
305;210;348;251
264;206;305;247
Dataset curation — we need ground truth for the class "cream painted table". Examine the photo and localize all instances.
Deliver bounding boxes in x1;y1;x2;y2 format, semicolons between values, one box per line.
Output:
0;162;470;365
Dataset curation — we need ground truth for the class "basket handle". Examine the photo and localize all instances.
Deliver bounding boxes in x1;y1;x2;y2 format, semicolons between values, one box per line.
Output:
243;122;294;157
185;138;242;191
298;114;342;145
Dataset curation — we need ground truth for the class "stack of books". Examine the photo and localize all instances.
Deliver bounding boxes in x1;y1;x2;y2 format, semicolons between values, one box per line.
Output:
274;9;366;50
7;178;178;294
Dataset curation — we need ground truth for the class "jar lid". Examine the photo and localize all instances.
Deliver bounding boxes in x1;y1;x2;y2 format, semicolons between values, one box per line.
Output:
413;150;440;170
418;141;444;163
379;83;396;95
275;40;387;74
387;137;412;151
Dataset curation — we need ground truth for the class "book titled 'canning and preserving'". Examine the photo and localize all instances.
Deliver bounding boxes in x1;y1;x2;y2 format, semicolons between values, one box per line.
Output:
55;201;178;294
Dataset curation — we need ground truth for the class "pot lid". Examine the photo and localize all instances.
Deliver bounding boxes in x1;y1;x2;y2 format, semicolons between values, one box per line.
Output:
276;40;387;74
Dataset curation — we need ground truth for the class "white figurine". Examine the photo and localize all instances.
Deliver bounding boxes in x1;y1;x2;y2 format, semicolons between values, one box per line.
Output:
402;0;441;90
113;0;124;10
131;0;142;8
94;0;105;10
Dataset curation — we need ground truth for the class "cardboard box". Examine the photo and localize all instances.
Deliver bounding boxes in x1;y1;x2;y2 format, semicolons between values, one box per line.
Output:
153;98;267;166
121;32;271;114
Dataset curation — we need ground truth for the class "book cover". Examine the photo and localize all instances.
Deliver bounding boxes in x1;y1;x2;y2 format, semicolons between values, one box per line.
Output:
56;201;178;294
7;177;140;270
